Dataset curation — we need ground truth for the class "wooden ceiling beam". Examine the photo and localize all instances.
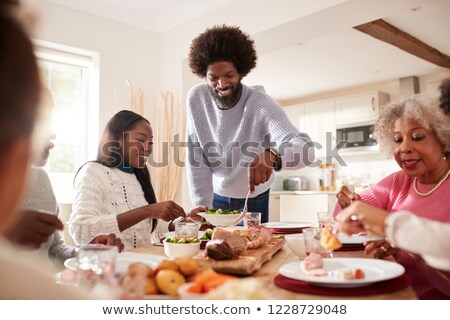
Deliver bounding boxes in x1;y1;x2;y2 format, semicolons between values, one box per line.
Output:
354;19;450;69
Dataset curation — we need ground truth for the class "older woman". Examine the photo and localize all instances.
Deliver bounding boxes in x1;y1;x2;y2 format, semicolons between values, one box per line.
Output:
70;110;202;251
334;94;450;299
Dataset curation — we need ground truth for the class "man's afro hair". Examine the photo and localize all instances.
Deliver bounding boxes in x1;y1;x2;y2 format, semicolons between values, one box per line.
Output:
188;24;257;78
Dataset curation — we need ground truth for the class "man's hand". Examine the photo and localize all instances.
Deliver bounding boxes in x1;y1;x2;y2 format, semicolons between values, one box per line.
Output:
89;233;125;252
249;150;276;192
5;210;63;248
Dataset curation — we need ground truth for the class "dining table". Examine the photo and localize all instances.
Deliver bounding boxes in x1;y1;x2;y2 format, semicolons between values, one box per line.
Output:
130;241;417;300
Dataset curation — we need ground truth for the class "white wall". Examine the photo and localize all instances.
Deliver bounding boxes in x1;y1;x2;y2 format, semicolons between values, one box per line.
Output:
35;2;161;134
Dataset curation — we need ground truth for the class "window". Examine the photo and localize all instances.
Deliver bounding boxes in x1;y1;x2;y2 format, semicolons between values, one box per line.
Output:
34;40;99;203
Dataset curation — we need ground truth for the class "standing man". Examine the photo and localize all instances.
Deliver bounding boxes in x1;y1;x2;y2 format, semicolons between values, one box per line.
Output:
186;24;314;223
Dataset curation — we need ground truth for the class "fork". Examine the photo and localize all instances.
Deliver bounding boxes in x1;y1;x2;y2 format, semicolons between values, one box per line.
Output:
243;189;251;215
229;189;251;226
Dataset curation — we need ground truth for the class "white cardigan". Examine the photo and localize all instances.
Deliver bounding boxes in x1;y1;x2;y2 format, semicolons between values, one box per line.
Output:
69;162;166;250
386;211;450;272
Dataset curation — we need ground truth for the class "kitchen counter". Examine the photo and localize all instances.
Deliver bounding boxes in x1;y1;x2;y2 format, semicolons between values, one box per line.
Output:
269;190;295;195
294;190;338;195
270;190;337;195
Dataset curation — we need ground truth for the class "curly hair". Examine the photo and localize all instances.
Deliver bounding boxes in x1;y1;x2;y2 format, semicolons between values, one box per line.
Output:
188;24;257;78
439;79;450;115
374;94;450;158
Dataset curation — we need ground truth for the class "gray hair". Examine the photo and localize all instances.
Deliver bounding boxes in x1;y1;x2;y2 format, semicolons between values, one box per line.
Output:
374;94;450;158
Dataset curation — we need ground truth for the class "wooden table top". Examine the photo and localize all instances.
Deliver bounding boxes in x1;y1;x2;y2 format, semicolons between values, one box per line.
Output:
131;244;417;300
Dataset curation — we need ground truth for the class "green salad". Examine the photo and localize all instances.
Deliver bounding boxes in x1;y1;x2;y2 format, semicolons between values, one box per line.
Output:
206;208;241;215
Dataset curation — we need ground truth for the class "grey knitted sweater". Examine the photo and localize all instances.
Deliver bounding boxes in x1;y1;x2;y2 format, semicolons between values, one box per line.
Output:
21;167;75;263
186;83;314;207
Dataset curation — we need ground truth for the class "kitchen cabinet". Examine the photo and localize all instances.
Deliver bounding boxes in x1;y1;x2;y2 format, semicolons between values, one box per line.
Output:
303;100;336;159
335;91;389;127
279;193;337;225
284;91;389;160
284;100;335;159
284;103;306;131
269;193;281;222
269;191;338;225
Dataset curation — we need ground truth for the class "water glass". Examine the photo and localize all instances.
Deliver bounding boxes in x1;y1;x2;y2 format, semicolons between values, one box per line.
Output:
317;211;334;229
243;212;261;229
302;227;333;258
175;221;200;238
76;244;118;288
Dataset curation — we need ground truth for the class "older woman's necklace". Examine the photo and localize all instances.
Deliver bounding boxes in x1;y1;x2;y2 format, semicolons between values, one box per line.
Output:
413;167;450;196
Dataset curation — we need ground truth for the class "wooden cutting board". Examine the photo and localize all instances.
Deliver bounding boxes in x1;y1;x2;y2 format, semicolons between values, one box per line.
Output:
198;237;285;276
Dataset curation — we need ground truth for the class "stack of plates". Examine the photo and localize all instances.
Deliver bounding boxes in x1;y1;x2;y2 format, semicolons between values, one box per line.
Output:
261;222;313;235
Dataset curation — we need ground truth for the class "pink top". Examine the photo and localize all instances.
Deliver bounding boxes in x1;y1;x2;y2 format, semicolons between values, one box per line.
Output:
333;171;450;299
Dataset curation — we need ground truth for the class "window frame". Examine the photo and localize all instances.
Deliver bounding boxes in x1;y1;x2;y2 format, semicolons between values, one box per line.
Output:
33;39;100;202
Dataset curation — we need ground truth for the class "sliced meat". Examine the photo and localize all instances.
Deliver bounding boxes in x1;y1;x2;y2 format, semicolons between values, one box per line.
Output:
212;228;246;254
303;252;324;270
248;225;272;242
205;239;239;260
301;253;327;277
304;268;328;277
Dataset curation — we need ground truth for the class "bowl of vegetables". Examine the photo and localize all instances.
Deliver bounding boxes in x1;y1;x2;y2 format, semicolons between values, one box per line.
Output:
163;237;201;259
197;209;245;227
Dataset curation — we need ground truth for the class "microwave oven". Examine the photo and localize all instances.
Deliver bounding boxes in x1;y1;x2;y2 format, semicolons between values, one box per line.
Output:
336;124;378;152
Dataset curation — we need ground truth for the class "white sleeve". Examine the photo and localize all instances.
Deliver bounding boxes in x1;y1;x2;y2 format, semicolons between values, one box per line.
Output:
386;211;450;272
69;164;121;245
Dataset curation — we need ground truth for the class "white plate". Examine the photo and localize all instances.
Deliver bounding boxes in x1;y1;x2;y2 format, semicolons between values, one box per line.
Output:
337;233;384;244
64;252;164;273
261;222;313;230
278;258;404;288
163;231;205;239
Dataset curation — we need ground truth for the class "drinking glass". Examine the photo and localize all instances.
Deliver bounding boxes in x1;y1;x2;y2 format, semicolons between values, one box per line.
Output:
175;221;200;238
302;227;333;258
317;211;334;229
76;244;118;288
243;212;261;229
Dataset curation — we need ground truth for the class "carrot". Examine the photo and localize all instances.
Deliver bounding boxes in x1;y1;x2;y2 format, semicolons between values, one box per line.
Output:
203;274;237;292
187;282;203;293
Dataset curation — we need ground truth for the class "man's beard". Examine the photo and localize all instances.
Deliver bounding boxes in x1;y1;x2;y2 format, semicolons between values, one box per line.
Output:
208;82;242;110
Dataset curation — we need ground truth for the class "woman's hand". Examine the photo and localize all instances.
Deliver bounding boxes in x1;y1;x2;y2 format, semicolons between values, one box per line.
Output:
89;233;125;252
336;185;361;209
188;206;207;220
147;201;186;222
336;201;388;236
364;240;397;259
188;206;213;230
